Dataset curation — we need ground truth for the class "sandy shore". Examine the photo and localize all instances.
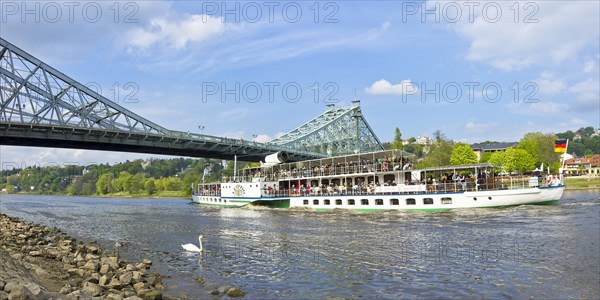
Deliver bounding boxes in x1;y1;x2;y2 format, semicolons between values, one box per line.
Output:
0;213;163;300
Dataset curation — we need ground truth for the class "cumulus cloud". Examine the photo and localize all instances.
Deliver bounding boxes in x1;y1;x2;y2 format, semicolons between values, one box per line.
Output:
568;78;600;111
432;1;600;71
252;134;271;143
122;14;225;50
365;79;419;95
464;121;498;134
529;101;568;114
534;72;566;96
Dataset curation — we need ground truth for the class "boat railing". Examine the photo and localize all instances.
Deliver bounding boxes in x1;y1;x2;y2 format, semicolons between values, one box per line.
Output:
242;162;412;182
257;176;551;197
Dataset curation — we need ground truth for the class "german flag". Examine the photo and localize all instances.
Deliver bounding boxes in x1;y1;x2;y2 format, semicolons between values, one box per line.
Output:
555;139;567;153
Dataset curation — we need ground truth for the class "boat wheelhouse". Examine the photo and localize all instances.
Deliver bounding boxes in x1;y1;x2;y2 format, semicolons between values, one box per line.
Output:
192;149;564;211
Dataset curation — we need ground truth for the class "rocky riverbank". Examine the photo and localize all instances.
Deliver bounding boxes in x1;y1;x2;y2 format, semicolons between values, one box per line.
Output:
0;213;163;300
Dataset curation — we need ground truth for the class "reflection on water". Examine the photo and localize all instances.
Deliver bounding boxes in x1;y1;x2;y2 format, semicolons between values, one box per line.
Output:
0;191;598;299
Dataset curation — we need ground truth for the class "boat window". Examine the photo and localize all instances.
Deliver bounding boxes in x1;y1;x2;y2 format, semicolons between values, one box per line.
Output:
423;198;434;205
324;199;330;205
375;199;384;205
406;198;416;205
336;199;342;205
361;199;369;205
348;199;355;205
219;199;222;202
303;200;309;205
224;200;227;203
390;199;399;205
313;199;319;205
441;197;452;204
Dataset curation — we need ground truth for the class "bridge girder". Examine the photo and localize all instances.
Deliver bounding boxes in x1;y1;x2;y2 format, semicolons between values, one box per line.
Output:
0;38;325;162
270;103;384;156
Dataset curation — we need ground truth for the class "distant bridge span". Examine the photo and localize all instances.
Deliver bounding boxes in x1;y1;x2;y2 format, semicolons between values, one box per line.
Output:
0;38;382;162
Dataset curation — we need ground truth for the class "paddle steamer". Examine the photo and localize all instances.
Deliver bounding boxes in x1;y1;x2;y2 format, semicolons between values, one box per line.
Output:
192;149;564;211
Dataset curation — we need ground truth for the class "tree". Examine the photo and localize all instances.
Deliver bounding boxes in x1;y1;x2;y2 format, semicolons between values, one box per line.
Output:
518;132;560;168
479;152;492;163
96;173;114;195
144;179;156;195
417;130;454;167
489;148;535;173
391;127;403;150
450;143;478;165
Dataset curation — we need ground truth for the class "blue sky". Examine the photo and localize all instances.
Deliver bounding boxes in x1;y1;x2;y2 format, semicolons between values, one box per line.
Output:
1;0;599;167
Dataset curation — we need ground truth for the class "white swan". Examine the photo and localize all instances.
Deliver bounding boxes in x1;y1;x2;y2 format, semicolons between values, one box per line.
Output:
181;235;203;252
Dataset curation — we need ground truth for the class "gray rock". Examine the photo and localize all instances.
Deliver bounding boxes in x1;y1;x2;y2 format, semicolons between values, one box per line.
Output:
137;289;162;300
66;289;93;300
132;282;145;292
142;259;152;266
99;264;110;275
82;282;103;297
60;284;73;295
119;272;133;285
68;268;85;277
34;267;50;277
29;250;42;257
226;287;245;298
106;294;124;300
24;283;43;299
82;261;99;271
108;276;123;289
208;290;219;295
98;275;110;286
123;297;142;300
0;282;4;291
3;282;20;293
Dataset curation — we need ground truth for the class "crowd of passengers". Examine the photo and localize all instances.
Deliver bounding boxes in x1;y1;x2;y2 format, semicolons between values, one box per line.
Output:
260;170;494;196
243;156;414;181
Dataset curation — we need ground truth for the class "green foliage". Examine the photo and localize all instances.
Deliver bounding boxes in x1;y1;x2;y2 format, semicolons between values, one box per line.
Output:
556;126;599;156
404;143;424;158
416;130;454;168
450;143;478;165
489;147;535;173
518;132;559;168
479;152;492;163
391;127;403;150
0;157;232;197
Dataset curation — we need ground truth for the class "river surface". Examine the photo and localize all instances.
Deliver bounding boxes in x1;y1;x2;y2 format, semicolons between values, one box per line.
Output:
1;191;598;299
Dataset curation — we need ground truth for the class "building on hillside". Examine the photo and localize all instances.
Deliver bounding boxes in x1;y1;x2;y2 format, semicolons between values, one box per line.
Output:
415;136;431;145
470;142;519;161
563;155;600;176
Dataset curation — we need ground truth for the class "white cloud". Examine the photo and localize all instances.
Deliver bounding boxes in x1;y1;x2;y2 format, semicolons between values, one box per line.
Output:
0;146;167;169
365;79;419;95
568;78;600;111
534;72;566;96
583;59;598;73
122;14;225;50
464;121;498;134
434;1;600;71
252;134;271;143
529;101;568;114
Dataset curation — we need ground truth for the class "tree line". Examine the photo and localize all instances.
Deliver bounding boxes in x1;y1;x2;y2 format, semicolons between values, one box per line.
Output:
1;158;237;197
1;127;597;196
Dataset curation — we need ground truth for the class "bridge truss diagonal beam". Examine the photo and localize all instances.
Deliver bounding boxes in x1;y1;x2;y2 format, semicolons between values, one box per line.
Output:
270;103;383;156
0;38;328;162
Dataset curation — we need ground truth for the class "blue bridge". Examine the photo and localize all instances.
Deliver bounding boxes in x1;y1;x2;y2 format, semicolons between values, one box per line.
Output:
0;38;383;162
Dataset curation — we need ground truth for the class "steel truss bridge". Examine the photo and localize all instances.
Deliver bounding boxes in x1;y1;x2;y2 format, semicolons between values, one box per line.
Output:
0;38;383;162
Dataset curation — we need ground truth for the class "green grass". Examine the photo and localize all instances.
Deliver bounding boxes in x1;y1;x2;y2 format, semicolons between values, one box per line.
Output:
564;177;600;189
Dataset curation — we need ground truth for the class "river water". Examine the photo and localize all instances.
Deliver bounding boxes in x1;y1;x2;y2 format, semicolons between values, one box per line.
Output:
0;191;598;299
